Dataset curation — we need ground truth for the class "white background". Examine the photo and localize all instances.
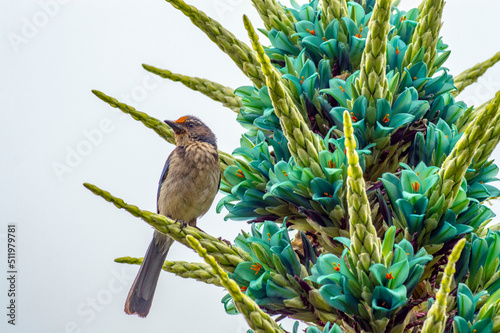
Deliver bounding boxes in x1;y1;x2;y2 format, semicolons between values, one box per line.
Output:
1;0;500;332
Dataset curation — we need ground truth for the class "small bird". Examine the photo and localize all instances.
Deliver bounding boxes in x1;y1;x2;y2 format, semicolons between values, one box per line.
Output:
125;115;220;317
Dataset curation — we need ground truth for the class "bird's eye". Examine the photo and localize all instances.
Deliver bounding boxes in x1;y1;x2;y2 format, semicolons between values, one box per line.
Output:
188;123;194;127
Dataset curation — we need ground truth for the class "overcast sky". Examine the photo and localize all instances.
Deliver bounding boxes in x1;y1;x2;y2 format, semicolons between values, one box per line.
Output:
2;0;500;332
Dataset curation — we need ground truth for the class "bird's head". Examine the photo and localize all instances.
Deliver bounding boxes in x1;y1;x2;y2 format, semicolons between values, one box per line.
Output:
164;116;217;146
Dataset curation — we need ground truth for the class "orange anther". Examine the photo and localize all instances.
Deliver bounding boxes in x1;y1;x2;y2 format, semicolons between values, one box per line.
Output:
250;263;263;275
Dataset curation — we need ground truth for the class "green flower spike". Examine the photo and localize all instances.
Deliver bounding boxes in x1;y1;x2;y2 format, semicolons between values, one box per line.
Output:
455;101;489;134
83;183;251;272
469;97;500;177
321;0;349;26
453;51;500;97
354;0;391;110
244;15;326;178
92;90;175;144
343;110;381;273
421;238;466;333
186;235;285;333
115;257;222;287
251;0;297;43
142;64;242;113
353;0;391;176
422;92;500;245
402;0;445;76
165;0;266;88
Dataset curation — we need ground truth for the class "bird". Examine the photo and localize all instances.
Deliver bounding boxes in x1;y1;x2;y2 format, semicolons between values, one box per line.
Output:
124;115;220;317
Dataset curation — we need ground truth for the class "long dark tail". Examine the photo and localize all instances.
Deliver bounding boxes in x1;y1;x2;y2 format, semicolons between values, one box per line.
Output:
125;232;174;317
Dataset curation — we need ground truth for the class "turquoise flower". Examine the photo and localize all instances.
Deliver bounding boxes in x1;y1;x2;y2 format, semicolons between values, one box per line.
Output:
308;249;362;315
466;164;500;202
227;221;308;309
454;283;492;333
380;162;439;235
305;322;344;333
389;8;419;44
409;118;462;167
371;285;407;319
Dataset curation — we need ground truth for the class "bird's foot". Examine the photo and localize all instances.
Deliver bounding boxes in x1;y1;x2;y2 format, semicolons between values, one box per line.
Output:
175;219;188;232
218;237;232;247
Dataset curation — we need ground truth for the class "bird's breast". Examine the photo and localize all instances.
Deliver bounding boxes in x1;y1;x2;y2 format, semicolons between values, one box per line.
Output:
157;143;220;223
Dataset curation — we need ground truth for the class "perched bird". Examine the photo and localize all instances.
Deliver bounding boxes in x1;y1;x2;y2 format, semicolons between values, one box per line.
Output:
125;115;220;317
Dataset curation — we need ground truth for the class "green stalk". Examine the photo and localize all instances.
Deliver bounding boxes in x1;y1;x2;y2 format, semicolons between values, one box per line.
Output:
402;0;445;76
354;0;391;129
251;0;297;43
343;111;381;273
455;103;486;134
165;0;266;88
321;0;348;27
355;0;391;103
422;92;500;245
83;183;251;272
468;94;500;179
92;90;175;144
453;51;500;96
186;235;285;333
142;64;242;113
421;239;466;333
115;257;222;286
353;0;391;180
243;15;326;178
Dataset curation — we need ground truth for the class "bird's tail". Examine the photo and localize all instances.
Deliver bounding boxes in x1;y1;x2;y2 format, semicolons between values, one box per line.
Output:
125;232;174;317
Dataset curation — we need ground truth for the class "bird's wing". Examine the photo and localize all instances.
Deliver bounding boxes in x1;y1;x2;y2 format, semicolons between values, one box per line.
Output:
157;152;172;213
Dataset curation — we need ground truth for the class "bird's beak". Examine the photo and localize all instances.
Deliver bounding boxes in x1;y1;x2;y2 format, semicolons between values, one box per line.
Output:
164;120;184;134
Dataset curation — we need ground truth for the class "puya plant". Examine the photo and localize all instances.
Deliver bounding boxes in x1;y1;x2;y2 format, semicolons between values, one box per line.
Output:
86;0;500;332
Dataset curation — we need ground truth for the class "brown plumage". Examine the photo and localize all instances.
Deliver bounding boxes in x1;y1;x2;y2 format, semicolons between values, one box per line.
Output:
125;115;220;317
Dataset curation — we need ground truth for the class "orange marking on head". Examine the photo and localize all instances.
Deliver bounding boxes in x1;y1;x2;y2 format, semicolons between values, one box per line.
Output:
175;116;189;124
